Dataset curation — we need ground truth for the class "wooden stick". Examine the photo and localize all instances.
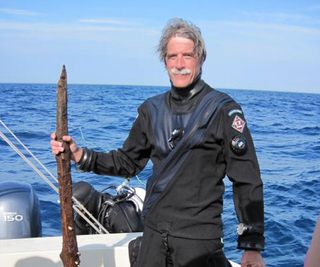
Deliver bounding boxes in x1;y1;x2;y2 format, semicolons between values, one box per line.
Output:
56;65;80;267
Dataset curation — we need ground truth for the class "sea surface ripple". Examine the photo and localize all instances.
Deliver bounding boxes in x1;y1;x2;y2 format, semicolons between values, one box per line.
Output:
0;83;319;267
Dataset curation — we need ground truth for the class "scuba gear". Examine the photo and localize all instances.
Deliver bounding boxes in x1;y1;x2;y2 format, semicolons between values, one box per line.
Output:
73;181;144;234
98;184;144;233
237;223;263;236
142;89;233;221
134;226;232;267
76;147;94;172
129;236;143;267
168;128;184;149
78;79;264;250
73;181;107;234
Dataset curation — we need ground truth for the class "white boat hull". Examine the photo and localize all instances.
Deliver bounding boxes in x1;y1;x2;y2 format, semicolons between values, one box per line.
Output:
0;232;240;267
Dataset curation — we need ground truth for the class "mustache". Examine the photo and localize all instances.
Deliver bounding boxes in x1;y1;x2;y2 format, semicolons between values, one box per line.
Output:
170;68;192;75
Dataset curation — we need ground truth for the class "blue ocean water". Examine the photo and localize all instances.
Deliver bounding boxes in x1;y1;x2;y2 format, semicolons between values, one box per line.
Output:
0;83;319;266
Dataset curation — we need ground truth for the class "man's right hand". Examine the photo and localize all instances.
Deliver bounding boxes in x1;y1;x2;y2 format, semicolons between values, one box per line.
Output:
241;250;265;267
50;133;83;163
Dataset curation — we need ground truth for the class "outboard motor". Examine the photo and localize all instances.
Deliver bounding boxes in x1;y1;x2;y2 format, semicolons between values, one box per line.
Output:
0;181;42;239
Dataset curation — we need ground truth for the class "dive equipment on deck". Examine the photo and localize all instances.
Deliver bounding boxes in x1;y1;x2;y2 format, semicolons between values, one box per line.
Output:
73;181;144;234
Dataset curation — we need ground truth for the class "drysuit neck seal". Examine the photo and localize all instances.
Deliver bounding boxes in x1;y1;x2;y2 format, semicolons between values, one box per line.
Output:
170;72;203;102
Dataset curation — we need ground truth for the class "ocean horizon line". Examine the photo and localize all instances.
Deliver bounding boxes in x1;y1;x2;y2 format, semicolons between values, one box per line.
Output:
0;81;319;95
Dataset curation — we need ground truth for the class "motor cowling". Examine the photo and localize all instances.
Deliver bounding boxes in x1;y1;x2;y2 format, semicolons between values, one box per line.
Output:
0;181;42;239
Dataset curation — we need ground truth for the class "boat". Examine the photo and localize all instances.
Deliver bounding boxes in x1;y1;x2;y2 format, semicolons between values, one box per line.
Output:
0;181;240;267
0;232;240;267
0;119;240;267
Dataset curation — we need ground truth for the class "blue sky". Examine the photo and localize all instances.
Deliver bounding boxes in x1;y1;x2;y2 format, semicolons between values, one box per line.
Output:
0;0;319;93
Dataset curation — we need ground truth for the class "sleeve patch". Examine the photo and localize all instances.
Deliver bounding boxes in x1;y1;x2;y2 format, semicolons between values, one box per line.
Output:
232;115;246;133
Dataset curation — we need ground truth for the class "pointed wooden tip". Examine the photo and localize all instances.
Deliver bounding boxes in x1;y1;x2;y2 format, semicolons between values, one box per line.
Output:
60;65;67;80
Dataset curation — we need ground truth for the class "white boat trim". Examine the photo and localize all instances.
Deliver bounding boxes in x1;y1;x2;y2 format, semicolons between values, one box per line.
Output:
0;232;240;267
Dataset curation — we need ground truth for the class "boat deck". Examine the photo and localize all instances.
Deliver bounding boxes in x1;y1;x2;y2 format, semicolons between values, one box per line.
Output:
0;233;240;267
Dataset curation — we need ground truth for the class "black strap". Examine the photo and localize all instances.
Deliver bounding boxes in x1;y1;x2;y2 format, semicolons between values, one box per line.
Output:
142;90;232;220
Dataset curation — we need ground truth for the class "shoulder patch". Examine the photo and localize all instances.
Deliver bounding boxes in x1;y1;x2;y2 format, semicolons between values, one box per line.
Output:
231;115;246;133
228;109;243;117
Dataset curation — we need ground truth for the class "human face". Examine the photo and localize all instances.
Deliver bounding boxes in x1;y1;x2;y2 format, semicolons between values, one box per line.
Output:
165;36;201;88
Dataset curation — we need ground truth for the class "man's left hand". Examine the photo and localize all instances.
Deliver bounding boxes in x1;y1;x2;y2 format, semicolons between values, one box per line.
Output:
241;250;265;267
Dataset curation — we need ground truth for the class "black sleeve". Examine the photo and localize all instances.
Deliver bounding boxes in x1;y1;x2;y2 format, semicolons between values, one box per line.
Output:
221;102;265;251
85;103;152;178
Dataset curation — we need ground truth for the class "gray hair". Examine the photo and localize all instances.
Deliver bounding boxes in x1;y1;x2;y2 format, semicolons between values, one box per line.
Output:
157;18;207;66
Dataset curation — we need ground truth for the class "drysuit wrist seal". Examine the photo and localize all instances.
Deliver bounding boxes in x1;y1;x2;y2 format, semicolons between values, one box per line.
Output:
76;147;93;172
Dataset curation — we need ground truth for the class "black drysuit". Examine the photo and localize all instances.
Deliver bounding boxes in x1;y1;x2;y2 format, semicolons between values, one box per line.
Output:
83;79;264;266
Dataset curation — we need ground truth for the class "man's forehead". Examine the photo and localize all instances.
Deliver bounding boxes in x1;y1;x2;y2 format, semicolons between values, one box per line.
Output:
168;36;195;45
166;37;195;52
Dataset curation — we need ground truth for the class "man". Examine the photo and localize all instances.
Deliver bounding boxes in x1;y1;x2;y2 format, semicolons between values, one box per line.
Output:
51;18;265;267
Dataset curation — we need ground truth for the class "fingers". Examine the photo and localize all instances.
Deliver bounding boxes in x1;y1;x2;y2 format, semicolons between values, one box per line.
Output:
51;133;72;142
62;135;73;142
50;133;78;155
51;132;57;140
50;139;64;154
50;133;70;155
